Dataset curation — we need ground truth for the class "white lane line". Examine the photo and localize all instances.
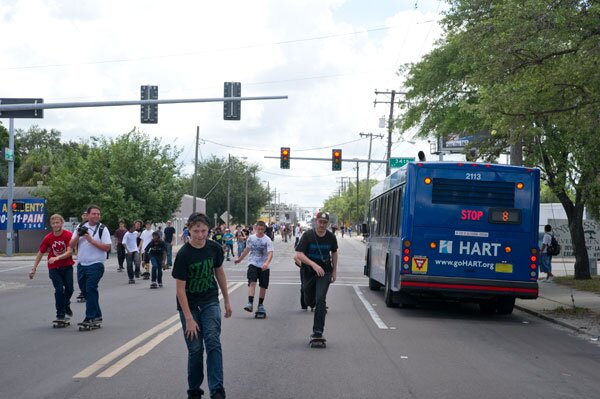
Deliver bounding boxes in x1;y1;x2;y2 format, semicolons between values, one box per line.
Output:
90;282;244;378
0;265;32;273
352;285;389;329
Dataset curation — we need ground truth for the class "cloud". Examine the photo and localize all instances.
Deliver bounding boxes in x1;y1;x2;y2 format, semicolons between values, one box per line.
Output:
0;0;446;211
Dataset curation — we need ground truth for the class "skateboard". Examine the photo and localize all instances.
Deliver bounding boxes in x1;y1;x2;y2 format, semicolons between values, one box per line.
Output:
309;336;326;348
78;321;102;331
255;310;266;319
52;319;70;328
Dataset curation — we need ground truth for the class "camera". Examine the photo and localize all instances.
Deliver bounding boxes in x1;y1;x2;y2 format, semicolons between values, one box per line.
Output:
77;225;89;236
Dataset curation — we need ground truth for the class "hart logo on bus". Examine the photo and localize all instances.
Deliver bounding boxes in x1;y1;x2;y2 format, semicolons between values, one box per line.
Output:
461;209;484;221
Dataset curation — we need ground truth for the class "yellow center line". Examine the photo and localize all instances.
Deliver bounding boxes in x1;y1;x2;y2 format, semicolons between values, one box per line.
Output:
73;282;244;379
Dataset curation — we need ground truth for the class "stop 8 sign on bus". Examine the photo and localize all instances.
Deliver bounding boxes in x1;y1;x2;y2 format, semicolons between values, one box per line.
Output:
0;199;46;230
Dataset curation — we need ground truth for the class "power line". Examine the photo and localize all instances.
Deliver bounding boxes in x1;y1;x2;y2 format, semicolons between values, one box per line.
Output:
199;136;367;153
3;25;400;71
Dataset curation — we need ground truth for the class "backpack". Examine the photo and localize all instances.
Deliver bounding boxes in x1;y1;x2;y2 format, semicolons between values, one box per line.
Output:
547;234;561;256
79;222;110;259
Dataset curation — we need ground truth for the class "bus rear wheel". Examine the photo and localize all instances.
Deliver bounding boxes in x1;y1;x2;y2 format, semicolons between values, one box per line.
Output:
384;267;398;308
369;278;382;291
497;297;515;315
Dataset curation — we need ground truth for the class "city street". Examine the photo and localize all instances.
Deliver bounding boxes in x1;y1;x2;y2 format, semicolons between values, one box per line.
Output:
1;236;599;399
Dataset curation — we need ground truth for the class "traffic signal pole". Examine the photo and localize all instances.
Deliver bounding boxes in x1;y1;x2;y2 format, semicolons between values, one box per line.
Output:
6;118;15;256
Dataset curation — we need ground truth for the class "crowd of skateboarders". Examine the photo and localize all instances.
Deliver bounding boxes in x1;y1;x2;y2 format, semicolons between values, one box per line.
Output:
29;207;339;398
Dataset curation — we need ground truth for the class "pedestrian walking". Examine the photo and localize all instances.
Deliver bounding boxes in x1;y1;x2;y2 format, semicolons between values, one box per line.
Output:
163;220;176;268
29;214;75;323
139;221;154;280
122;222;141;283
181;224;190;244
114;220;127;272
234;225;247;258
223;229;234;261
75;209;89;302
69;205;111;328
294;223;301;248
540;224;555;282
144;231;167;288
295;212;338;343
235;221;273;315
172;212;231;399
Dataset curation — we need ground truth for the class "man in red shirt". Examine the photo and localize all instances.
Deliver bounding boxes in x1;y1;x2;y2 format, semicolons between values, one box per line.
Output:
29;214;75;322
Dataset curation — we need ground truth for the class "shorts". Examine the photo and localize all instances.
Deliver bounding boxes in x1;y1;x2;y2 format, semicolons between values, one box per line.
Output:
247;265;270;289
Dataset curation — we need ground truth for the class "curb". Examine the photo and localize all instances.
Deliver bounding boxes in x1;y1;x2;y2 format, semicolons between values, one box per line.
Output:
515;304;597;338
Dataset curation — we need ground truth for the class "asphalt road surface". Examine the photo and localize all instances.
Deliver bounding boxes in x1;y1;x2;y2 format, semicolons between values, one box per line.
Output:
1;235;599;399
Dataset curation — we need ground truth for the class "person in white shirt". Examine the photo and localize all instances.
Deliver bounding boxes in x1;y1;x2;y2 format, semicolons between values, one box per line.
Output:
138;221;154;279
235;221;274;314
122;223;141;283
69;205;111;326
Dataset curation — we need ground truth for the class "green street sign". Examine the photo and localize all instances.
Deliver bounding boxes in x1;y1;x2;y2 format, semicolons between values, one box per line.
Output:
389;157;414;169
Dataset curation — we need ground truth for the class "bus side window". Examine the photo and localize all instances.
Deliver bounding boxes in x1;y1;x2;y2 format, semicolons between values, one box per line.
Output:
397;188;403;236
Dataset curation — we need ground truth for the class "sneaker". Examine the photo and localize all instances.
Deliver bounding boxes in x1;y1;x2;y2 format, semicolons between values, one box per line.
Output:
243;302;253;312
135;273;140;278
129;279;135;284
150;282;158;289
546;276;554;282
211;388;226;399
65;305;73;317
310;332;323;340
158;283;163;288
187;389;204;399
301;306;308;311
92;317;103;324
257;304;266;313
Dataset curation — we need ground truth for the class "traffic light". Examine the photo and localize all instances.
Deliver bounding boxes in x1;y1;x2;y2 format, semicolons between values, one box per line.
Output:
280;147;290;169
12;201;25;211
332;149;342;171
140;85;158;124
224;82;241;120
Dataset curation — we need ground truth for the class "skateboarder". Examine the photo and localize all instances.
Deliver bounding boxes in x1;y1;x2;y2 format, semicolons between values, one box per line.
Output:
235;221;273;316
70;205;111;328
29;214;75;324
144;231;167;288
295;212;338;344
172;212;231;399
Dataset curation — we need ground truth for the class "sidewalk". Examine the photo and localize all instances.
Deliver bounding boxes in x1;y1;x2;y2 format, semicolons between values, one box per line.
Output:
516;281;600;339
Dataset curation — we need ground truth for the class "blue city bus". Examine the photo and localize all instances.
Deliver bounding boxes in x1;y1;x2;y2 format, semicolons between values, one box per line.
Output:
364;162;540;314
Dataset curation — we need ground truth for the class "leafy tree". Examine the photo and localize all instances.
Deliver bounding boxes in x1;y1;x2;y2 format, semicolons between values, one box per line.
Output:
400;0;600;279
43;129;184;231
184;155;270;226
323;179;378;226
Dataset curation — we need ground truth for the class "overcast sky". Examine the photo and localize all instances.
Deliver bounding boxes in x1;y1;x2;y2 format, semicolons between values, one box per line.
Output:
1;0;448;211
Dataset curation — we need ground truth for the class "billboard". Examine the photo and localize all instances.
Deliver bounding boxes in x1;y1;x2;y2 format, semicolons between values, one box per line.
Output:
548;219;600;258
0;199;47;230
440;130;490;153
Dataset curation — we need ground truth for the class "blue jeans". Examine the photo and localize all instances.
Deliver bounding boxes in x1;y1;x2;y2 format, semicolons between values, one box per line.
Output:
166;243;173;265
540;253;552;275
225;243;233;259
237;241;245;257
302;268;332;335
77;263;104;320
48;266;74;318
179;301;224;396
150;257;162;284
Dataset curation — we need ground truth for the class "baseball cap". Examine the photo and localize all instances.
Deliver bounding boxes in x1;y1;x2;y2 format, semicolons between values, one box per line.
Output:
316;212;329;221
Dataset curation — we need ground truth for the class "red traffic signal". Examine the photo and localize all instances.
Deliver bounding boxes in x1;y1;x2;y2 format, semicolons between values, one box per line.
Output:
280;147;290;169
332;149;342;171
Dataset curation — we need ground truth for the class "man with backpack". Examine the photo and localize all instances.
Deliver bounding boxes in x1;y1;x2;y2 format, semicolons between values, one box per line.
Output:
540;224;556;282
69;205;112;328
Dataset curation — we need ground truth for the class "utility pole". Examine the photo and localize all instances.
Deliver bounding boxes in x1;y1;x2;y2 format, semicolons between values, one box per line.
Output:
374;89;407;175
360;132;383;223
355;161;359;228
226;154;231;228
192;127;199;213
